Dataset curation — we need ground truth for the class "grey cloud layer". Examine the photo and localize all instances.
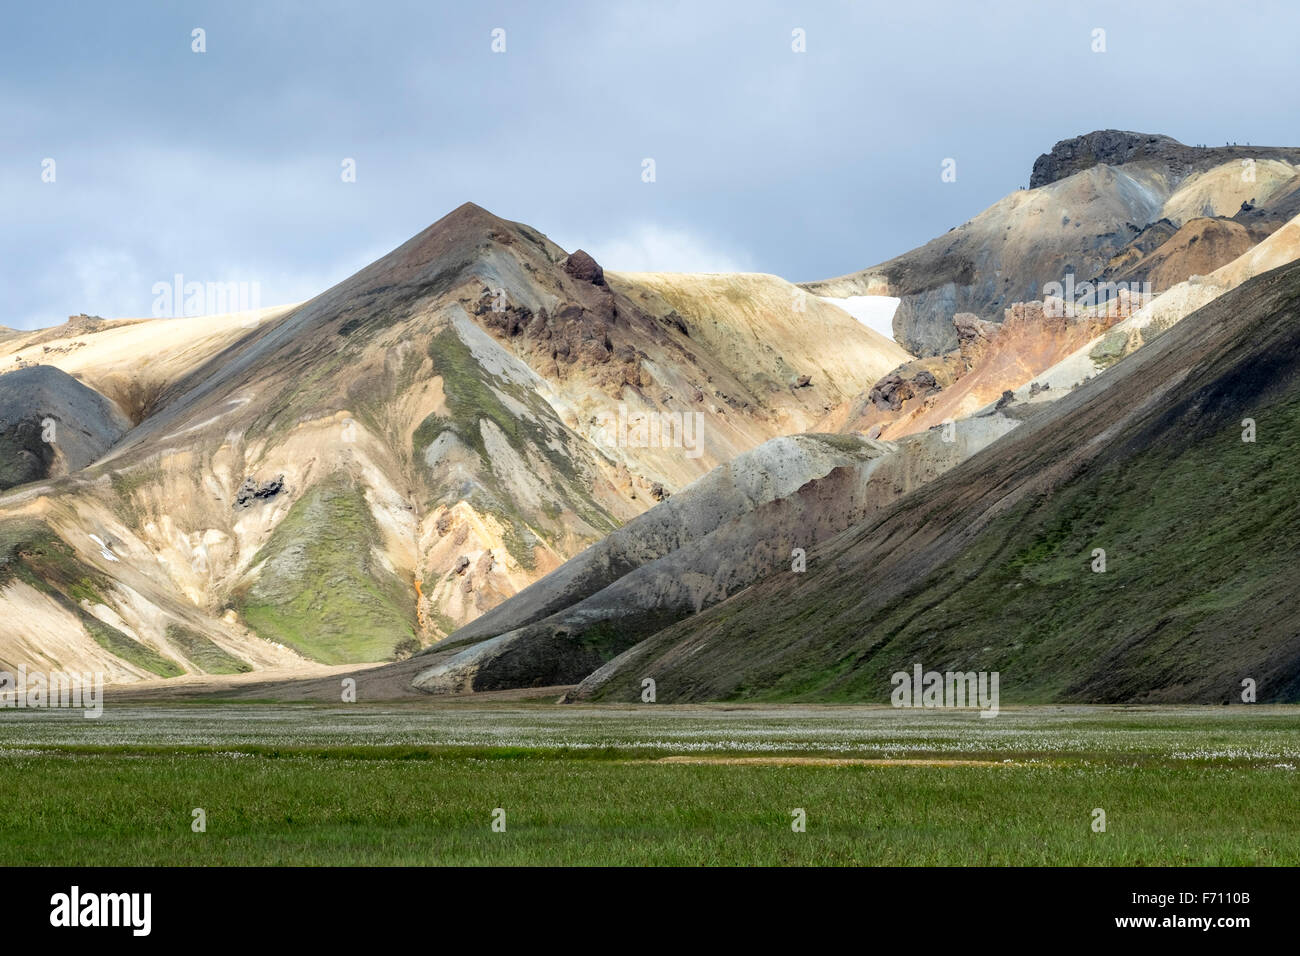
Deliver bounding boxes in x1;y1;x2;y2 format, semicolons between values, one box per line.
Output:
3;0;1298;328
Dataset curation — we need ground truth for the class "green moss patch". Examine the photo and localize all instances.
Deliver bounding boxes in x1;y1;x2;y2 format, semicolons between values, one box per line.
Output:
236;474;416;664
165;623;252;675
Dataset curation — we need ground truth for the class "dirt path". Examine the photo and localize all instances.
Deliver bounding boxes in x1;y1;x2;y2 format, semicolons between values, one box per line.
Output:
653;756;1015;767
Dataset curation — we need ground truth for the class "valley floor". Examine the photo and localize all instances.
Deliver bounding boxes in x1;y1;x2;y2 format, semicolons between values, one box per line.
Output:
1;703;1296;865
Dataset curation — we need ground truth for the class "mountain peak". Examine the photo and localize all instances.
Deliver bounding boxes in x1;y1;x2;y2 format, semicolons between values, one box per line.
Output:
348;202;564;296
1030;130;1300;189
411;201;530;247
1030;130;1182;188
433;200;506;229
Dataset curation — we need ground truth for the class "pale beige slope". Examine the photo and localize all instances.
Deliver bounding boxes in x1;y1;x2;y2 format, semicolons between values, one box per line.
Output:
1160;159;1299;224
0;579;156;680
610;271;911;396
2;304;300;424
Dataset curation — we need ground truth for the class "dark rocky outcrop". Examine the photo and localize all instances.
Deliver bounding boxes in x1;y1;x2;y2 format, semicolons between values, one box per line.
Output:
954;312;1002;370
234;474;285;509
1031;130;1300;189
868;367;943;412
1030;131;1182;188
563;249;605;286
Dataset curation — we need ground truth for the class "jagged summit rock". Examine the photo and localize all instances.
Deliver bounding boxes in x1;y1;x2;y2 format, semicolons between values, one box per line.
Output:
1030;129;1300;189
563;249;605;286
1029;131;1183;188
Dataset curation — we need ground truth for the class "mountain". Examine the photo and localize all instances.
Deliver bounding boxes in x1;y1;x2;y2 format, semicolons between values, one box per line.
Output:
805;130;1300;355
7;132;1300;700
406;198;1300;701
410;415;1019;693
0;203;906;677
571;257;1300;704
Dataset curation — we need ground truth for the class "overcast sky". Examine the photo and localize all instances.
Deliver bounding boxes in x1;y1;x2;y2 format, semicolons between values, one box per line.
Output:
4;0;1298;329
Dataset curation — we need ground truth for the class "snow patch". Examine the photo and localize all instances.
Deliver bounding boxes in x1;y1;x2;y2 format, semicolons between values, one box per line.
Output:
818;295;900;342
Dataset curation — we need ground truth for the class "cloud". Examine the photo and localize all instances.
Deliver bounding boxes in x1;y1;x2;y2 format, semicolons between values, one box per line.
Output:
69;249;147;317
574;224;755;275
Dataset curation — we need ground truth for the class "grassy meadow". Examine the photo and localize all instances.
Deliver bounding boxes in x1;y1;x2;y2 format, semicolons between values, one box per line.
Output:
0;703;1296;865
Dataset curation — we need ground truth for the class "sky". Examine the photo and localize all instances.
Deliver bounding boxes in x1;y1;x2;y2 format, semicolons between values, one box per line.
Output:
3;0;1299;329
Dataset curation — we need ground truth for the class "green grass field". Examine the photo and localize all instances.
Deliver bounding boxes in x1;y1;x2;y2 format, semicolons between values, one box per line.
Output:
1;703;1296;865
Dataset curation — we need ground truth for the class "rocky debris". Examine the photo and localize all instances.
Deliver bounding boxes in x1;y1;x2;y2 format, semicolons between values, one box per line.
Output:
474;286;534;336
1028;381;1051;396
792;374;812;388
912;370;938;392
1239;199;1256;214
649;482;668;501
869;371;928;411
41;341;86;356
1100;219;1179;280
454;555;470;575
995;389;1015;409
234;474;284;509
867;364;946;412
564;249;605;286
492;292;648;396
1002;300;1058;330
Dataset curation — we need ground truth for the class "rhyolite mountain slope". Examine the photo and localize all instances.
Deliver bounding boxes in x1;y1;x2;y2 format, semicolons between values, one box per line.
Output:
1010;211;1300;402
805;130;1300;355
410;415;1020;694
0;365;131;491
572;258;1300;704
824;212;1300;444
0;203;907;677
